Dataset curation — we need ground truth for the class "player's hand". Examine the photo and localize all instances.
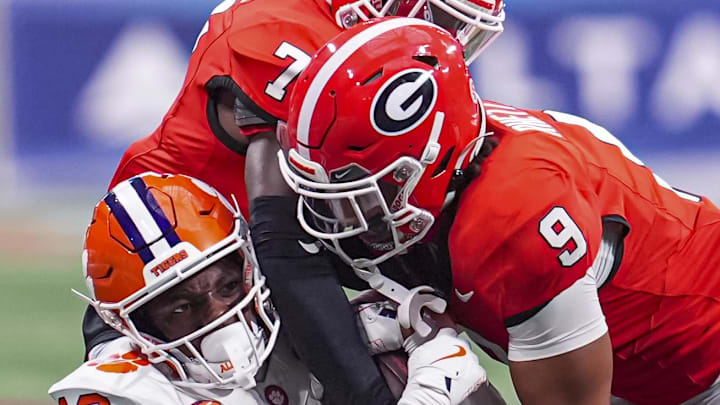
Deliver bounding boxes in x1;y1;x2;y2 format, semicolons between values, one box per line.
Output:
399;328;487;405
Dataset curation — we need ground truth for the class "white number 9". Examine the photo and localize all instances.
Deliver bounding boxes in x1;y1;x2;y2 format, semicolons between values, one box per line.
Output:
539;207;588;267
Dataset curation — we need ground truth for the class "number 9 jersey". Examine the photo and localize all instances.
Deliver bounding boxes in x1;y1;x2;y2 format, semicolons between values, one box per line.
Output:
449;101;720;405
108;0;341;215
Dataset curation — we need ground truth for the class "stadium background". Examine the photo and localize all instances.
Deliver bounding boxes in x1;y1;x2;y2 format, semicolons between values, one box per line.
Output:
1;0;718;403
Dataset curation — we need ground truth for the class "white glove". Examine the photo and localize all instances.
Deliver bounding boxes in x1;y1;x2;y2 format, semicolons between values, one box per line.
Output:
355;301;404;354
398;328;487;405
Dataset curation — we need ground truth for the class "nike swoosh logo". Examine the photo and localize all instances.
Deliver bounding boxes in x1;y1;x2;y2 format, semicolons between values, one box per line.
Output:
333;168;353;180
431;345;467;364
298;240;320;254
455;289;474;303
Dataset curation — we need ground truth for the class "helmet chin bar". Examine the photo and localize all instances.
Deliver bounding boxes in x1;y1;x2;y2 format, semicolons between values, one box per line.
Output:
280;150;436;268
74;209;280;391
174;318;269;390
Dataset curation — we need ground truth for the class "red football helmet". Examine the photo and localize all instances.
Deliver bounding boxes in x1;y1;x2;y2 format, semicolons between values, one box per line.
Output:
327;0;505;63
278;18;486;267
79;172;279;390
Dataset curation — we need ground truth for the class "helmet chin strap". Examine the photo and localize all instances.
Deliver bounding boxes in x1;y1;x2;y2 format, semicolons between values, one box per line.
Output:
351;259;447;337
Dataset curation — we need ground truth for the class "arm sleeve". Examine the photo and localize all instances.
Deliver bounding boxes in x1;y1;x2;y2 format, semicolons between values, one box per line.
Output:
250;196;395;405
507;268;608;361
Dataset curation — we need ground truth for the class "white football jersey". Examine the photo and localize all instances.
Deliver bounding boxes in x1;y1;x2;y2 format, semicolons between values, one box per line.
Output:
49;335;322;405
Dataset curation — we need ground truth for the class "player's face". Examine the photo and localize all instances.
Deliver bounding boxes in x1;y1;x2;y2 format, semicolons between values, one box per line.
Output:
333;179;400;247
141;253;251;348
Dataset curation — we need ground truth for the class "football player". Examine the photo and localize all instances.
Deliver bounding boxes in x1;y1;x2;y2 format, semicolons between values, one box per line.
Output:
52;173;295;404
279;18;720;405
83;1;507;404
57;173;501;405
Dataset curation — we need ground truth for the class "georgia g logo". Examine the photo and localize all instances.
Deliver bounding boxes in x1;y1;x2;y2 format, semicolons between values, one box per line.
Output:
370;68;437;136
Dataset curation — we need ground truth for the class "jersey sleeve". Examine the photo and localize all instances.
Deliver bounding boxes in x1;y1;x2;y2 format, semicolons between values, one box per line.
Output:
49;339;183;405
505;168;601;323
452;135;604;330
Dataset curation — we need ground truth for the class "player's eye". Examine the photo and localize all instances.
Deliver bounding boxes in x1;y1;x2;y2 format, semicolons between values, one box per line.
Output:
172;303;191;314
218;280;241;298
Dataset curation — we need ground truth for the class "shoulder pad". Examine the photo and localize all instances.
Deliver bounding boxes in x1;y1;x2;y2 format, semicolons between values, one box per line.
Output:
49;346;181;404
51;338;264;405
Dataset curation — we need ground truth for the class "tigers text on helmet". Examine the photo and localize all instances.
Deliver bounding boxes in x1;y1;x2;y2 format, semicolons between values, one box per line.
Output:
78;172;279;390
327;0;505;63
278;18;485;267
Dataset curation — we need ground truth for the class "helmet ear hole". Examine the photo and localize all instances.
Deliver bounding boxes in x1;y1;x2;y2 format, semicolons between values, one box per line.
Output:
361;68;384;86
198;204;215;216
431;146;456;178
349;145;369;152
96;266;114;280
412;55;439;69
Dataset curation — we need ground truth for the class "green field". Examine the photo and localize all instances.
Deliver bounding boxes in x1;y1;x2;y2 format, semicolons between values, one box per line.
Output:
0;255;85;403
0;254;518;404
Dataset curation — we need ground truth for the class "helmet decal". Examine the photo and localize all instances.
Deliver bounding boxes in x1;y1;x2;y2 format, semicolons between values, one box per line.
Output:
103;177;180;264
370;68;438;136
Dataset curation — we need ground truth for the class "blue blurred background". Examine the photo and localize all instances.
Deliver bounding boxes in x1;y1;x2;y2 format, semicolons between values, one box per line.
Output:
0;0;718;403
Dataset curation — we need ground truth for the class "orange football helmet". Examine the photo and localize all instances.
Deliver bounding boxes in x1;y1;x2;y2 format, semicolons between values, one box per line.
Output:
79;172;279;390
278;18;486;267
327;0;505;63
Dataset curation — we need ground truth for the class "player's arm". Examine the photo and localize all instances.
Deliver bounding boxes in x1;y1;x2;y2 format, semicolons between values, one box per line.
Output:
510;333;612;404
506;268;612;404
480;152;612;404
245;129;396;405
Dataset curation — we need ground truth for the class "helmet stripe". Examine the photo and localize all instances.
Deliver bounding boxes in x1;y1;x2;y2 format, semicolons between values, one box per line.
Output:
129;177;182;247
110;178;174;263
296;17;436;158
103;191;155;264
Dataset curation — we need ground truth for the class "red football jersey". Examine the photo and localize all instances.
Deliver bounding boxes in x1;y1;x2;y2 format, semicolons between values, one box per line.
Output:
449;101;720;404
109;0;341;216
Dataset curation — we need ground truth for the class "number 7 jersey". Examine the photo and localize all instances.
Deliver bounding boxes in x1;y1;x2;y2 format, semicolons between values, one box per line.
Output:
108;0;341;214
449;101;720;405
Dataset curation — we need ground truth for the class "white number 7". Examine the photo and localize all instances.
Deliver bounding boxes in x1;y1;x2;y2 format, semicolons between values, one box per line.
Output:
539;207;588;267
265;42;311;102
